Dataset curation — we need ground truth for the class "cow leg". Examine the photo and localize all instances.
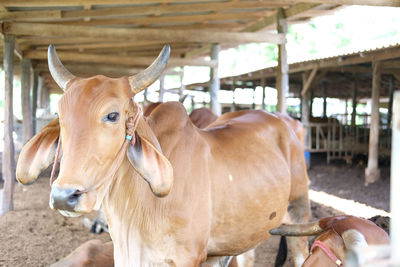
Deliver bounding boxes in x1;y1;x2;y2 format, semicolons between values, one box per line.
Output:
287;193;310;267
201;256;233;267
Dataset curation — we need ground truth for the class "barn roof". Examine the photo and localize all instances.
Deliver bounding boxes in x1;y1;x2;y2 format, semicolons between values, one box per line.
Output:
1;0;398;94
182;41;400;99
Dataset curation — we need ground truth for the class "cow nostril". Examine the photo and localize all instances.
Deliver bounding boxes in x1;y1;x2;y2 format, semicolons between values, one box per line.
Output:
67;190;82;206
51;187;83;211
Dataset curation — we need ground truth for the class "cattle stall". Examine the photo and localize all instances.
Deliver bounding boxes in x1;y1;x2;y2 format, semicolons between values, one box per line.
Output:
0;1;398;266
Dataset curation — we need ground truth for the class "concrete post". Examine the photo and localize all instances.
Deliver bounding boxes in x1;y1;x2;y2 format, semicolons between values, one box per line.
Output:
276;8;289;114
365;61;381;184
209;43;221;116
159;75;165;102
0;35;16;216
32;70;39;134
21;58;33;143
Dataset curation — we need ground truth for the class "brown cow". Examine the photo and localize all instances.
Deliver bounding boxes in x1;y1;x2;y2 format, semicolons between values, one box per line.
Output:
17;45;310;266
189;107;218;129
270;215;390;266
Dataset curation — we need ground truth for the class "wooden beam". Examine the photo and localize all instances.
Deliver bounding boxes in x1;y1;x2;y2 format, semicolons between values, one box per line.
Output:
35;63;144;77
241;3;320;32
0;10;61;20
2;2;278;21
5;0;399;7
291;0;400;6
51;11;272;27
2;22;285;44
0;34;16;216
301;66;318;96
26;50;217;67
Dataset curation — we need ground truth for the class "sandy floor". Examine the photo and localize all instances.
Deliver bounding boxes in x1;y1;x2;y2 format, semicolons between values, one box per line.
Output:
0;155;390;267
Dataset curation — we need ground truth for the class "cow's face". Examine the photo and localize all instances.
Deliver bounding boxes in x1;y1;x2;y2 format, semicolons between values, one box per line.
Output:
48;45;173;217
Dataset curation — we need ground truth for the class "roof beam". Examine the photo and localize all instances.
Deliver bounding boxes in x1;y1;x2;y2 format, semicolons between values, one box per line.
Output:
49;11;273;27
301;66;318;96
241;3;320;32
1;2;278;21
2;22;285;44
25;50;218;67
3;0;399;7
184;3;320;58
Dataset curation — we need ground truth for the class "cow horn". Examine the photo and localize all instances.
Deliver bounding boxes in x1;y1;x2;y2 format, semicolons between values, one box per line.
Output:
269;221;324;236
129;45;170;94
48;45;76;91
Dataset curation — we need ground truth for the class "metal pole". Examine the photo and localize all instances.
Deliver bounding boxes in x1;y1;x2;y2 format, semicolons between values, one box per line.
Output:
391;91;400;262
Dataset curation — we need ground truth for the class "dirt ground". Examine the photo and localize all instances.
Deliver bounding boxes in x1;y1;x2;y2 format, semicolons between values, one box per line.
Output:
0;154;390;267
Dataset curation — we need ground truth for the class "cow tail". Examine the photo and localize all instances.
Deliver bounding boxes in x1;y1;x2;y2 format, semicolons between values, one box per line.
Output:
274;236;287;267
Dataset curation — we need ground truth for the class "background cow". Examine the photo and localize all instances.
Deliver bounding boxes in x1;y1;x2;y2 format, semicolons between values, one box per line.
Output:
270;215;390;266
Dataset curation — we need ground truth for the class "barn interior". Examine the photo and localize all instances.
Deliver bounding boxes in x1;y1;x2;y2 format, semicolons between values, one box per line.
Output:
0;1;399;266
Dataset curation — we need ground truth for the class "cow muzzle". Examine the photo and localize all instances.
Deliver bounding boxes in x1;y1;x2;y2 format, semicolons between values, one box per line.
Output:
50;186;83;217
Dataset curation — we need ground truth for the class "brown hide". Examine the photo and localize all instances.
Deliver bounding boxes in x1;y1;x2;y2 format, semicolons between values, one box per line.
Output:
303;216;390;267
189;107;218;129
50;240;113;267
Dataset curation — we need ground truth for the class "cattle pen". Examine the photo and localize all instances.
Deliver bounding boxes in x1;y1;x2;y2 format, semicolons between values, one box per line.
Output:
0;1;399;267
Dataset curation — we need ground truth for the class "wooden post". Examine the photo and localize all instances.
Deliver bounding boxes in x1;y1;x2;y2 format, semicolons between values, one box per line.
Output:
301;73;310;149
365;61;381;184
388;75;394;129
276;8;288;114
351;76;358;135
261;77;266;110
21;58;33;143
159;75;165;102
0;35;16;216
309;89;314;118
209;43;221;116
231;82;235;112
32;70;39;134
252;88;256;110
322;81;327;118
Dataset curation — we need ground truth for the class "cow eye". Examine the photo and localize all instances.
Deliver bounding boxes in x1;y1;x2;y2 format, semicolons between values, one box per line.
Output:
103;112;119;122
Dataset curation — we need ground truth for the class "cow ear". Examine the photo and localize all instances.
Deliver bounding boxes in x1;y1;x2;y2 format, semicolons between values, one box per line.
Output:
16;118;60;184
126;117;173;197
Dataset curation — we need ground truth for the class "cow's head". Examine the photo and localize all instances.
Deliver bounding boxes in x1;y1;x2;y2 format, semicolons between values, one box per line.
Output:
46;45;173;217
